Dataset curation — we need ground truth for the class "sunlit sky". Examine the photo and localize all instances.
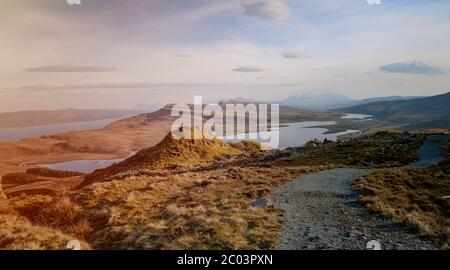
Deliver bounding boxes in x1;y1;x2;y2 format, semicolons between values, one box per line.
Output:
1;0;449;111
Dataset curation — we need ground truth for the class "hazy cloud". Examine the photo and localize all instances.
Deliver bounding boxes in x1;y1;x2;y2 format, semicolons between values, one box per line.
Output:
280;52;300;59
233;66;268;72
379;61;446;75
25;65;117;73
280;52;312;59
242;0;290;21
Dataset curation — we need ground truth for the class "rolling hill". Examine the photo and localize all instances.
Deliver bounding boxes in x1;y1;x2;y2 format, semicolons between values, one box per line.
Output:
0;109;140;128
336;92;450;130
78;130;261;188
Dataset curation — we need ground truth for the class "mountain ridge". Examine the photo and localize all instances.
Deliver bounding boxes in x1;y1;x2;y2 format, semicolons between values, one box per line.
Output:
336;92;450;130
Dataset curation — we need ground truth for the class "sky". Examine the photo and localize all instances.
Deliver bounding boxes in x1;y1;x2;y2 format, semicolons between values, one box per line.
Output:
0;0;450;111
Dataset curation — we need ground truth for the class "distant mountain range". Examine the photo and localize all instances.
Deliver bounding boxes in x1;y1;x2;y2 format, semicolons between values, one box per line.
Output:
336;92;450;130
278;94;423;110
280;94;354;109
225;94;423;110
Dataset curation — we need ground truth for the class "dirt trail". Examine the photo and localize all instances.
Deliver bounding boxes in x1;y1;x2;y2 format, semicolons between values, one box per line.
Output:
272;135;449;250
405;135;450;168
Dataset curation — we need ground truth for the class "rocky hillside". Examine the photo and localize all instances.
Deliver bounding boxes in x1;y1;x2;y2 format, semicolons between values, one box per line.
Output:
78;131;262;188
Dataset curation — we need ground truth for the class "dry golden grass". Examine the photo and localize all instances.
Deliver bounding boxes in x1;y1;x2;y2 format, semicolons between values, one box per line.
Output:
0;193;91;249
72;165;326;250
0;213;91;250
64;132;331;249
7;192;93;241
354;161;450;249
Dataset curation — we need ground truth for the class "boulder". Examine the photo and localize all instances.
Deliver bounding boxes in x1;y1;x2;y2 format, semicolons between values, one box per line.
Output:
249;196;273;208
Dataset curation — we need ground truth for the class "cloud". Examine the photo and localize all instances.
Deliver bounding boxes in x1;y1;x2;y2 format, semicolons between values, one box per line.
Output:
241;0;290;21
233;66;268;72
280;52;312;59
280;52;300;59
25;65;117;73
379;61;446;75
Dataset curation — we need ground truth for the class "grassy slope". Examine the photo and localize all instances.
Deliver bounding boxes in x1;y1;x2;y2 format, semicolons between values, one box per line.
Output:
354;161;450;249
78;132;248;188
273;130;425;167
73;166;326;249
0;197;91;250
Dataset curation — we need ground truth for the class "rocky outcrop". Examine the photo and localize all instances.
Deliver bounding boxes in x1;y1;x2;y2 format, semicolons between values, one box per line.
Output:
78;130;262;188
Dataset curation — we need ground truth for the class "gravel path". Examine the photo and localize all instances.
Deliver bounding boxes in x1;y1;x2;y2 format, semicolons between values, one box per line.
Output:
405;134;450;168
272;135;449;250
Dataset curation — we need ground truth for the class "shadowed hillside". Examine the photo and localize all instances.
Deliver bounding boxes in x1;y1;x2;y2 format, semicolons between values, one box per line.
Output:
336;92;450;130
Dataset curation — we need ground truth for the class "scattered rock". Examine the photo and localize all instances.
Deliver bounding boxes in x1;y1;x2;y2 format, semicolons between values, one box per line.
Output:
249;196;273;208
